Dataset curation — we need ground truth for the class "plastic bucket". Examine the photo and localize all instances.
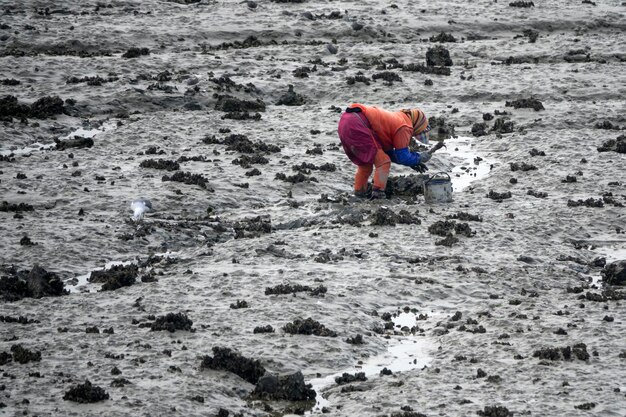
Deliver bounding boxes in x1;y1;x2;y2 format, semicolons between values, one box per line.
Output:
424;172;453;204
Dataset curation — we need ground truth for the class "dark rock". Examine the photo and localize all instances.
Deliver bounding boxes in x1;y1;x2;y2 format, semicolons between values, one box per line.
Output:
567;198;603;208
253;371;316;401
110;378;131;387
253;325;275;334
428;220;456;236
435;234;459;247
55;136;94;151
602;261;626;285
346;74;371;85
335;372;366;385
492;118;515;133
447;212;483;222
529;148;545;157
486;190;512;201
510;162;537;172
0;201;34;212
594;120;620;130
265;283;327;296
230;300;249;309
233;215;272;239
200;346;266;384
509;1;534;7
575;403;596;410
426;45;453;66
430;32;457;42
89;264;138;291
275;172;317;183
150;313;193;332
533;343;589;361
597;135;626;153
527;190;548;198
0;265;67;302
162;171;213;190
346;334;364;344
0;351;11;366
122;47;149;58
505;98;544;111
283;318;337;337
523;29;539;43
471;122;488;137
10;344;41;364
276;85;306;106
63;380;109;403
215;95;266;113
477;405;513;416
1;95;65;120
372;71;402;85
140;159;180;171
384;175;424;197
19;236;36;246
402;63;451;76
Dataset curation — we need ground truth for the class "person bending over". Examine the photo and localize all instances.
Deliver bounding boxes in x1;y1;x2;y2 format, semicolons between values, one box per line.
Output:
337;103;432;199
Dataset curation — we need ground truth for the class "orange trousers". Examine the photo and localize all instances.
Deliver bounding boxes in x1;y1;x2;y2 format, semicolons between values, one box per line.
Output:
354;148;391;193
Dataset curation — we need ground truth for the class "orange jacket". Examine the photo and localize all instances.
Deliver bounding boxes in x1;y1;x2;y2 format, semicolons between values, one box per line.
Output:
350;104;412;151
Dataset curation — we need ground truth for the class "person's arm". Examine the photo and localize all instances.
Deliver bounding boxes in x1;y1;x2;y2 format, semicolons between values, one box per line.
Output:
386;126;428;166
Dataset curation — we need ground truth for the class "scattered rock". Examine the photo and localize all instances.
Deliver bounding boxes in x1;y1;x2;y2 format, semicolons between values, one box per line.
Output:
215;95;266;113
472;122;488;137
346;334;364;345
430;32;457;42
426;45;453;66
477;405;513;416
283;318;337;337
276;85;306;106
334;372;366;385
89;264;138;291
510;162;537;172
140;159;180;171
1;95;65;120
55;136;94;151
505;98;544;111
0;265;67;302
533;343;589;361
602;261;625;285
150;312;193;332
121;47;149;58
253;371;316;401
486;191;512;201
10;344;41;364
162;171;213;190
597;135;626;153
509;1;534;7
200;346;266;384
567;198;603;208
63;380;109;403
253;325;275;334
265;283;327;296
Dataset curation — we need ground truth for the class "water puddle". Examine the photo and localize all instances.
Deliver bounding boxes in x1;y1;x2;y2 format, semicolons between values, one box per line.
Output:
435;136;494;191
305;311;437;414
0;120;117;157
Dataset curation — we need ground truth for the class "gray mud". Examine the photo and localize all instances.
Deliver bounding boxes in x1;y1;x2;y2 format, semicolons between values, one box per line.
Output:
1;1;625;416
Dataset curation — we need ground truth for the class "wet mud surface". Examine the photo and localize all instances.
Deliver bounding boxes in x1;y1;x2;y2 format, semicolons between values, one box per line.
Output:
1;0;625;416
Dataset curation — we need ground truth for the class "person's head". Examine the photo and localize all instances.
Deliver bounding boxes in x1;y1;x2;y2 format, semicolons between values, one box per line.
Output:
402;108;430;144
